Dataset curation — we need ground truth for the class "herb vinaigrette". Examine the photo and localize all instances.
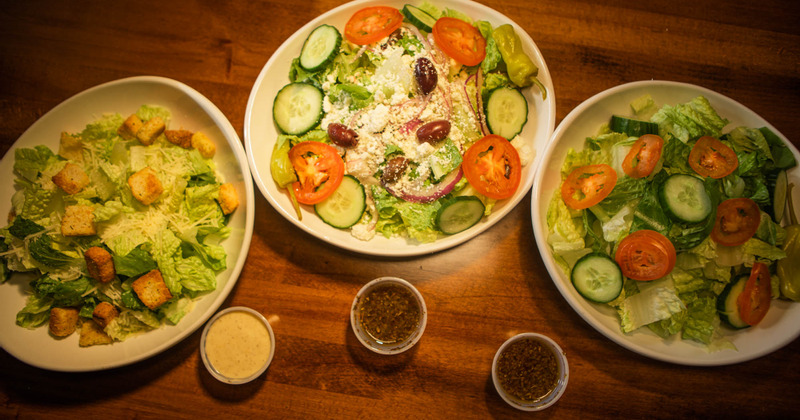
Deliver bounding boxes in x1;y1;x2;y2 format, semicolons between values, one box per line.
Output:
496;338;559;403
358;283;421;344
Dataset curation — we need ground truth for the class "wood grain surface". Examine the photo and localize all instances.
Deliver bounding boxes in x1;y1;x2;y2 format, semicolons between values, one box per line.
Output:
1;0;799;418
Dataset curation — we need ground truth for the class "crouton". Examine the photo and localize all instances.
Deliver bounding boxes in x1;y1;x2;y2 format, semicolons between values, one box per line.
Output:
165;129;193;148
218;183;239;215
49;307;79;337
61;205;96;236
59;132;84;161
79;319;114;347
132;269;172;310
190;131;216;158
84;246;116;283
92;302;119;329
118;114;144;140
52;162;90;195
136;116;166;146
127;166;163;205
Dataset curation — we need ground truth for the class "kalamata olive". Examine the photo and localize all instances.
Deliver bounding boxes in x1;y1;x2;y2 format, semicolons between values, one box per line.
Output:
416;120;451;144
327;123;358;148
414;57;438;96
381;156;408;184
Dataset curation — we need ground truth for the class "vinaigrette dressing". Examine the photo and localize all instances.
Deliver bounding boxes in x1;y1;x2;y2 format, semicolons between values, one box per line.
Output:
205;311;271;379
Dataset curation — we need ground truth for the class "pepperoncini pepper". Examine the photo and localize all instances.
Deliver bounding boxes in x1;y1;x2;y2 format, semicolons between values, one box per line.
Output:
778;182;799;301
270;137;302;220
492;24;547;100
778;225;800;301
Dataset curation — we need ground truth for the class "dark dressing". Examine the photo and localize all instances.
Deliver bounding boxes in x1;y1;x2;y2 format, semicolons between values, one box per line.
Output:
496;338;559;403
358;283;420;344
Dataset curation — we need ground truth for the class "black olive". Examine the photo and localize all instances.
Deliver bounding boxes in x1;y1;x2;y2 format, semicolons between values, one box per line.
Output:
381;156;408;184
327;123;358;148
414;57;438;96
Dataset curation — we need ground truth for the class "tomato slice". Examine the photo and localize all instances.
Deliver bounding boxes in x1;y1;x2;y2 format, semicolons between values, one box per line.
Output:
711;198;761;247
462;134;521;200
344;6;404;45
622;134;664;178
560;164;618;210
689;136;738;179
288;141;345;205
738;262;772;326
432;17;486;66
614;230;677;281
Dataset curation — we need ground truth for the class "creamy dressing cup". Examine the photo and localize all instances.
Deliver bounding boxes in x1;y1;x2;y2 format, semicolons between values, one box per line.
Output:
492;333;569;411
351;277;427;355
200;306;275;384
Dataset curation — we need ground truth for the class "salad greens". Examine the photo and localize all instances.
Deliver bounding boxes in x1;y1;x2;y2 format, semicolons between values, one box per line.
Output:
271;1;545;243
1;105;233;344
548;94;797;347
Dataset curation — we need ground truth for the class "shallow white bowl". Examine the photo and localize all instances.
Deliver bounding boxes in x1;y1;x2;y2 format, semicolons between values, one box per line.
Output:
350;276;427;355
200;306;276;385
492;333;569;411
531;80;800;366
244;0;555;256
0;76;255;372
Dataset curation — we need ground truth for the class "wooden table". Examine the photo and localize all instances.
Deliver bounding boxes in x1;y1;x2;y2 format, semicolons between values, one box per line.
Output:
2;0;799;418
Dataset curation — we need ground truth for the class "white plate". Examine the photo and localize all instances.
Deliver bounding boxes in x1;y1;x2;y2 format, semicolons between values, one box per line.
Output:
0;76;255;372
532;80;800;366
244;0;555;256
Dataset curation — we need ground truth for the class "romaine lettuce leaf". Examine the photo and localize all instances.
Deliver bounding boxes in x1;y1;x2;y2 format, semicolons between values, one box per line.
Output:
14;145;60;182
651;96;729;143
618;286;686;333
113;246;158;278
15;293;53;328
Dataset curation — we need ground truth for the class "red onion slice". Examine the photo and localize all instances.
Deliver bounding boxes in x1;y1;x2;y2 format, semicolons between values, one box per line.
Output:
475;68;489;135
383;168;463;203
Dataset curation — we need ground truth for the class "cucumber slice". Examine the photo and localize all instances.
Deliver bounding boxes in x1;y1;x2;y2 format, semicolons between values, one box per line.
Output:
610;115;659;137
485;86;528;140
272;83;323;135
571;253;623;303
717;275;750;329
659;174;712;223
436;196;485;234
315;175;366;229
299;24;342;72
402;4;437;32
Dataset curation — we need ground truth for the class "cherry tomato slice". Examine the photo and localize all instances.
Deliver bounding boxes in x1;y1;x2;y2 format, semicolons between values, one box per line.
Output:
432;17;486;66
689;136;738;179
710;198;761;247
288;141;345;205
462;134;521;200
560;164;618;210
738;262;772;326
344;6;404;45
622;134;664;178
614;230;677;281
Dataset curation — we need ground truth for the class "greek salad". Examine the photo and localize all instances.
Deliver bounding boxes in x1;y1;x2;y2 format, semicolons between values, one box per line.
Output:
0;105;238;346
270;2;545;243
547;93;799;348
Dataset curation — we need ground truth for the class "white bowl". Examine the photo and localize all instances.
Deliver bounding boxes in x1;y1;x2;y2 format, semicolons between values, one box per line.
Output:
200;306;276;385
243;0;555;256
350;277;427;355
531;80;800;365
0;76;255;372
492;333;569;411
